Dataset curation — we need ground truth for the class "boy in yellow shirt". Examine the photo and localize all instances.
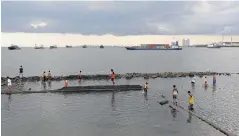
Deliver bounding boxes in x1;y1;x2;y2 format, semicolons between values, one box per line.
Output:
188;91;194;111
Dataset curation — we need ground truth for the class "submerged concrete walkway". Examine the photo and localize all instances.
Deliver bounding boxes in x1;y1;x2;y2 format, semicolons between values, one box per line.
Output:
1;85;143;95
169;103;236;136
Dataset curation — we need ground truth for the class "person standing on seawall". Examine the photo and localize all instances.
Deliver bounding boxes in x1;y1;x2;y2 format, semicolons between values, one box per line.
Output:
42;71;46;82
19;65;23;78
7;77;12;94
48;71;52;81
110;69;115;85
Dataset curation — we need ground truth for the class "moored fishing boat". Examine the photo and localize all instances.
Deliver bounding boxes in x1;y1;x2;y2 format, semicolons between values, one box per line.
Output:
34;44;44;49
66;45;72;48
8;44;21;50
50;45;57;49
99;45;104;48
207;43;221;48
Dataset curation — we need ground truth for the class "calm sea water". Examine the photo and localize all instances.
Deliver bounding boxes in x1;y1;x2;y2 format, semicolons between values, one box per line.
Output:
1;47;239;136
1;47;239;77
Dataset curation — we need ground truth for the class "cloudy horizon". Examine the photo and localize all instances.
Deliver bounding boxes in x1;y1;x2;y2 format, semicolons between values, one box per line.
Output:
1;1;239;46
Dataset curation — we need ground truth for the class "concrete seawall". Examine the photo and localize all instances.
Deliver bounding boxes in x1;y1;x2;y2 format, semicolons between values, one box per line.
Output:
1;85;143;94
1;71;236;84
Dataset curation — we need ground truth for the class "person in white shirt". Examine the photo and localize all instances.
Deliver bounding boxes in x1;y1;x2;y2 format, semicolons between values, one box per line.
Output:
7;77;12;94
172;85;179;105
191;77;196;85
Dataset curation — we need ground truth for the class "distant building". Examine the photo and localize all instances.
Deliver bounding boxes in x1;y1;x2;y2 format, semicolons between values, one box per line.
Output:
182;38;190;46
186;38;190;46
182;39;186;46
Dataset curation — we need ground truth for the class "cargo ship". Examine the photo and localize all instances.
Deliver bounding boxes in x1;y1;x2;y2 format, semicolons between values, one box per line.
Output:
125;41;182;50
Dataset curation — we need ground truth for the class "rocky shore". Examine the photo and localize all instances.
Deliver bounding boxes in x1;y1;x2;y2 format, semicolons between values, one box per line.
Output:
1;71;236;85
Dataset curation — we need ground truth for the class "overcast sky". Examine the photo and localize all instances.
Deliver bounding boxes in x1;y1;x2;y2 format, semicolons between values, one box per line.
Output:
2;1;239;35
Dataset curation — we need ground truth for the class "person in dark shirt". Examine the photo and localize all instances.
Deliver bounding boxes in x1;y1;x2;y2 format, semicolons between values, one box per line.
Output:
42;71;46;82
78;71;82;80
19;65;23;78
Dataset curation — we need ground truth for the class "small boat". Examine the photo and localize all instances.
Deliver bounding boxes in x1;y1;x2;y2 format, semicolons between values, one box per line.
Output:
82;45;87;48
100;45;104;48
8;44;21;50
207;44;221;48
34;44;44;49
50;45;57;49
66;45;72;48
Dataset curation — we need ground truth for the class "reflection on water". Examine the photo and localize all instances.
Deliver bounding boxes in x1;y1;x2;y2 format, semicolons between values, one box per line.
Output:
144;92;148;101
171;108;177;118
111;91;116;111
6;95;12;111
212;85;216;94
191;84;195;93
187;111;192;123
204;85;208;91
78;79;82;85
48;81;52;89
41;81;46;90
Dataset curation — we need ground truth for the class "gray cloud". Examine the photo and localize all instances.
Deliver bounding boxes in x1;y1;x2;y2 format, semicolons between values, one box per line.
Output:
2;1;239;35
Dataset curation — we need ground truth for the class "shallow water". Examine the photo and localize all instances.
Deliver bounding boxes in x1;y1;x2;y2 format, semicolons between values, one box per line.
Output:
2;47;239;136
2;75;239;136
1;47;239;77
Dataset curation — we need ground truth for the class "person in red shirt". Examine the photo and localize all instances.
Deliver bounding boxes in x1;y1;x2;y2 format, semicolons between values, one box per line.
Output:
110;69;115;85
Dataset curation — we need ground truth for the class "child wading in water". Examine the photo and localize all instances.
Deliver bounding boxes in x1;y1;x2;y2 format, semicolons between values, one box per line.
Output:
204;76;208;87
172;85;179;105
213;75;216;86
143;82;148;93
188;91;194;111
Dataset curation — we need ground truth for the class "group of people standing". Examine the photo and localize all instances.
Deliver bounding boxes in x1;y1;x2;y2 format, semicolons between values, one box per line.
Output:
191;75;216;87
142;75;217;112
6;65;24;94
41;71;52;82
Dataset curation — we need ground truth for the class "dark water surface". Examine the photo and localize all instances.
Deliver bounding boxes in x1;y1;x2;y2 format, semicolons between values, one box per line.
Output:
1;47;239;77
2;47;239;136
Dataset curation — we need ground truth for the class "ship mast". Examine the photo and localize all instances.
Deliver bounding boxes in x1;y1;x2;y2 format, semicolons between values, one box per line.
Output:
231;30;232;46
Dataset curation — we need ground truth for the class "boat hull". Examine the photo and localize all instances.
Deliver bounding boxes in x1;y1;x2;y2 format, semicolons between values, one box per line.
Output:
207;46;221;48
8;46;21;50
125;47;182;50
